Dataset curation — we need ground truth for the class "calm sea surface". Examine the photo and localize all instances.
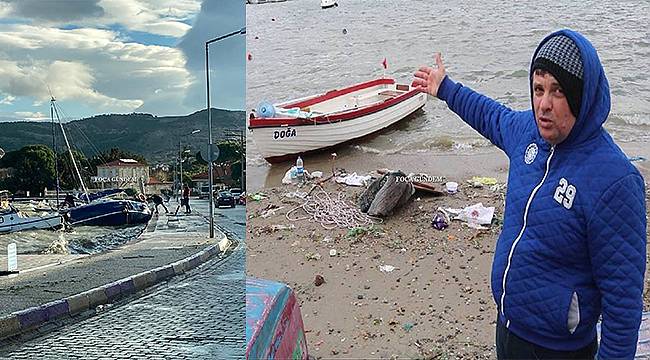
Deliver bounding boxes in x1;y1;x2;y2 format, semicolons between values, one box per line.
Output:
246;0;650;188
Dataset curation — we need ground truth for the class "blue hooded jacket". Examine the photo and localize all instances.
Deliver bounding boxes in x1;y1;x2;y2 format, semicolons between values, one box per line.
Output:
437;29;647;358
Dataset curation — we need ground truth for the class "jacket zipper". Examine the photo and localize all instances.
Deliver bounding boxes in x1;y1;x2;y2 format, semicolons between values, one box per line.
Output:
500;145;555;328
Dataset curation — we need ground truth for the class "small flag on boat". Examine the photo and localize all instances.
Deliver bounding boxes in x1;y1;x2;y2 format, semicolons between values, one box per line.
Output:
382;58;387;69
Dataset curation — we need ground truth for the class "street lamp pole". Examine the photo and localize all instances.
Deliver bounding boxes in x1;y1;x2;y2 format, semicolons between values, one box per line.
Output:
206;27;246;238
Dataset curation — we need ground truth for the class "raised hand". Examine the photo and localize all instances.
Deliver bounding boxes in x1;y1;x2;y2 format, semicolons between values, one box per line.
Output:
412;53;446;97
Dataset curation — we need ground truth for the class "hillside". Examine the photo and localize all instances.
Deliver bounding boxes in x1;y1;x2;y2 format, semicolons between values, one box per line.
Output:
0;109;244;164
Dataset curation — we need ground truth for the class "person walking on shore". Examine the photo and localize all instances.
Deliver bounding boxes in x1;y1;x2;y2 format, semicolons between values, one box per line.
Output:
413;29;646;359
182;184;191;214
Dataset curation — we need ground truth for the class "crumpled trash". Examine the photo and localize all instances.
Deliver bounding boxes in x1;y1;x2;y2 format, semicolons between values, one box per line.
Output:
628;156;647;162
336;172;372;186
282;166;311;184
379;264;396;273
284;191;308;199
314;274;325;286
311;171;323;178
446;203;495;225
271;224;295;231
431;209;449;230
261;206;284;218
469;176;498;188
249;192;267;201
306;252;322;261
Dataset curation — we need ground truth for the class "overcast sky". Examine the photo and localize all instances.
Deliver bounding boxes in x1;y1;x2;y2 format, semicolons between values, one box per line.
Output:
0;0;245;122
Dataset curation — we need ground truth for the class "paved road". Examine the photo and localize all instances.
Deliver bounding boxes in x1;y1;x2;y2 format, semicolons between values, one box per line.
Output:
191;199;246;242
0;201;246;359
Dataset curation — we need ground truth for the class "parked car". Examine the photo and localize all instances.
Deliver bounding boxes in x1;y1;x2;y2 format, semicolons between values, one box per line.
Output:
216;190;236;208
198;185;210;199
229;188;242;203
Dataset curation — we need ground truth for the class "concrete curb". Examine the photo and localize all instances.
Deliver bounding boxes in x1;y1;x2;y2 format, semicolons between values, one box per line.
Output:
0;229;228;341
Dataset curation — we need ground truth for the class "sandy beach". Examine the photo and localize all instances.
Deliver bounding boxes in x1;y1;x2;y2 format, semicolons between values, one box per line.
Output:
246;147;650;359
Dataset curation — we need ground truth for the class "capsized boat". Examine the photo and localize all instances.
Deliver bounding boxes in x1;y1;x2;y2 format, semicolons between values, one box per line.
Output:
248;78;427;163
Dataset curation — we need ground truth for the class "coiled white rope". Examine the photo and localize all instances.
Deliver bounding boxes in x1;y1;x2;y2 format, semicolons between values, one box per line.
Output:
286;185;382;230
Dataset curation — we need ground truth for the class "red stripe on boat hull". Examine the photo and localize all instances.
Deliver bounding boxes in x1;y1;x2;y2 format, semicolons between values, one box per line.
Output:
261;103;425;164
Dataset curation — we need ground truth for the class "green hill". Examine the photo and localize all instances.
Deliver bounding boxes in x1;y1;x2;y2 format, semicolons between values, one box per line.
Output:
0;108;244;164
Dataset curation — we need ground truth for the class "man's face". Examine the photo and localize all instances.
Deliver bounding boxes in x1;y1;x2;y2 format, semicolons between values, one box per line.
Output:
532;71;576;145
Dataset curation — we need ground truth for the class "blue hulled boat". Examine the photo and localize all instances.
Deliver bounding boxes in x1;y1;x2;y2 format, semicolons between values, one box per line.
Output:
51;98;152;227
64;199;151;226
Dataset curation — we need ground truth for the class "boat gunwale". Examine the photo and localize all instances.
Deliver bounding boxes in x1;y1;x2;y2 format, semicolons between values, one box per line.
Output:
249;78;423;129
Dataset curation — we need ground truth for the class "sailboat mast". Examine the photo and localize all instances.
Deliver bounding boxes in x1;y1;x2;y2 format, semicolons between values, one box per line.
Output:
51;99;89;201
50;99;60;204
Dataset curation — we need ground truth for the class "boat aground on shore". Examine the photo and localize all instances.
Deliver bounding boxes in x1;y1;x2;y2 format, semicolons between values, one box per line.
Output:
248;78;427;163
0;191;63;233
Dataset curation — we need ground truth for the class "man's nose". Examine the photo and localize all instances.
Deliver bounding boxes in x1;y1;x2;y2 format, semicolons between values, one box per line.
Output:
539;92;553;112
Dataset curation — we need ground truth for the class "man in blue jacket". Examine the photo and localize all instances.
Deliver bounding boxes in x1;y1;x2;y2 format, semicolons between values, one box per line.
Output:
413;29;647;359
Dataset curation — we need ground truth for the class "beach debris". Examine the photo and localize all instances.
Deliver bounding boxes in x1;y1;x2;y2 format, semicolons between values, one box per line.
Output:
446;203;495;225
379;264;396;273
468;176;498;188
342;28;347;34
282;168;294;185
330;153;338;175
359;171;414;217
249;192;267;201
285;185;381;229
463;222;488;230
376;168;442;194
284;191;308;199
445;181;459;194
261;206;284;218
306;252;322;261
329;249;337;257
314;274;325;286
346;226;367;238
311;171;323;178
345;225;382;239
490;183;507;193
271;224;295;231
335;172;372;186
431;210;449;231
282;166;313;185
402;322;415;332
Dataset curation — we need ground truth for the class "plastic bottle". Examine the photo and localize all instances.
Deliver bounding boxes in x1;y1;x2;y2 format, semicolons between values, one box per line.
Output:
296;156;304;182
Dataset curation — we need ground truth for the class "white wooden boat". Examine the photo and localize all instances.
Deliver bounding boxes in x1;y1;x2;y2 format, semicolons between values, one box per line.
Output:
248;78;427;163
0;207;63;233
321;0;337;9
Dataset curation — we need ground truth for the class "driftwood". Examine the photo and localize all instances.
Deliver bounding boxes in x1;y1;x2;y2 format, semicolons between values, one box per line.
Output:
358;171;414;217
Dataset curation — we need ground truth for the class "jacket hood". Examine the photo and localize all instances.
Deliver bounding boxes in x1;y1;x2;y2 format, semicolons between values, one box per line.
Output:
530;29;610;147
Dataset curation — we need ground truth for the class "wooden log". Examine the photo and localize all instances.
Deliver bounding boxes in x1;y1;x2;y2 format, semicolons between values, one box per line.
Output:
367;172;413;217
358;174;387;213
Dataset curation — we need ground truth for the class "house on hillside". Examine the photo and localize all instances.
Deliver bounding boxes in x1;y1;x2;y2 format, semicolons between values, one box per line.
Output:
92;159;149;191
